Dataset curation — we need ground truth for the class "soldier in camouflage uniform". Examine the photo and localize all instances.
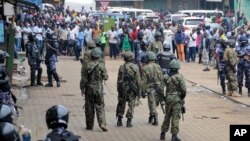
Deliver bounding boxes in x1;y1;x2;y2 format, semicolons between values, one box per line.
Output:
148;32;163;54
80;48;108;132
141;51;164;126
160;60;186;141
116;51;141;127
223;40;240;96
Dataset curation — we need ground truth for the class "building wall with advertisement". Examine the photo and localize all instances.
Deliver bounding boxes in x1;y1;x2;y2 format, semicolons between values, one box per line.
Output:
96;0;143;9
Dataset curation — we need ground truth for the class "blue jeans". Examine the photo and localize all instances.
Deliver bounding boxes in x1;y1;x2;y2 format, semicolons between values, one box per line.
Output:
188;46;196;62
15;38;22;52
36;39;43;50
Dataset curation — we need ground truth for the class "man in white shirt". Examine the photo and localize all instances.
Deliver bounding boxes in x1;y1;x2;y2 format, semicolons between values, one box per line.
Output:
107;26;118;59
34;23;43;50
163;25;174;53
188;29;197;62
22;22;32;49
58;24;69;54
15;21;22;54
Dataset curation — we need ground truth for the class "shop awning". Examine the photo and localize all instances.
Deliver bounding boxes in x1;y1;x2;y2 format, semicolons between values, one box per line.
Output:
4;0;39;10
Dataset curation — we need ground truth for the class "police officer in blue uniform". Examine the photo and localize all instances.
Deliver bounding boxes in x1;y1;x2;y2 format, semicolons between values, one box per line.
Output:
44;32;60;87
217;39;227;94
243;43;250;97
26;34;43;86
235;35;248;95
157;43;177;74
45;105;79;141
0;122;21;141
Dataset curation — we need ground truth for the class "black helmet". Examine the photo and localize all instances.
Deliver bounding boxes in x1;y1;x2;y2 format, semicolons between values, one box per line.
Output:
28;33;35;42
0;122;20;141
137;31;144;40
163;43;171;51
46;105;69;129
0;104;13;123
0;50;9;61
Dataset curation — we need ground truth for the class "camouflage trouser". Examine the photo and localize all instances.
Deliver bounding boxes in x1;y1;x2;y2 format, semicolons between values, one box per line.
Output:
161;100;181;134
147;93;159;116
116;92;136;119
226;66;238;91
85;85;106;128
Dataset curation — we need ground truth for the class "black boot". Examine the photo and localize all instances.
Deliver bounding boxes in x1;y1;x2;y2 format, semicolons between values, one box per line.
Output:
248;88;250;97
222;86;226;95
126;118;133;127
171;134;181;141
30;69;36;86
52;71;60;87
148;115;153;123
117;117;123;127
160;132;165;140
152;115;158;126
45;73;53;87
37;68;43;86
239;87;242;95
198;54;202;64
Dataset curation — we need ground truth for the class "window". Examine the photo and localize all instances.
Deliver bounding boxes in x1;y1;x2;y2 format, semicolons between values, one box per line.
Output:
185;19;203;25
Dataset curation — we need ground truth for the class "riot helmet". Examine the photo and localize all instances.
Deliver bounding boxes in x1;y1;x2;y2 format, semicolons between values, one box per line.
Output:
0;104;13;123
46;105;69;129
146;51;157;62
169;60;180;70
163;43;171;51
91;47;102;59
124;51;134;62
137;31;144;41
0;122;20;141
0;50;9;62
238;35;248;47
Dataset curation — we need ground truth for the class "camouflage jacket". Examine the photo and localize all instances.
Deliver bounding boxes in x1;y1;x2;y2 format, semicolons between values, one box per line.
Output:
148;41;163;54
223;47;238;67
164;73;186;101
117;62;141;96
80;60;108;91
142;62;164;93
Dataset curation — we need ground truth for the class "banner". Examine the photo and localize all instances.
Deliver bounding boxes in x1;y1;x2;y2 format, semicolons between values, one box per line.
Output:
0;20;4;43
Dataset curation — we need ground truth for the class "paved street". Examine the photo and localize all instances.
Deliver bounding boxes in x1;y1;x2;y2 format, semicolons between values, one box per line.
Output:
13;56;250;141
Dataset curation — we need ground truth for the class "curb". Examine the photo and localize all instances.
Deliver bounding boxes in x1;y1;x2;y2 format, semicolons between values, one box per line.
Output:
186;79;250;107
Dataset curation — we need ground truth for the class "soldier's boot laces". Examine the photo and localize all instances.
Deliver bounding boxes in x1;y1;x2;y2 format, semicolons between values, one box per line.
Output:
148;115;153;123
117;117;123;127
100;124;108;132
160;132;166;140
126;118;133;128
152;115;158;126
239;87;242;95
171;134;181;141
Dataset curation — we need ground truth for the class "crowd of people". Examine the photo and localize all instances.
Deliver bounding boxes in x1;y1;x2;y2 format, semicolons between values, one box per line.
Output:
1;2;250;140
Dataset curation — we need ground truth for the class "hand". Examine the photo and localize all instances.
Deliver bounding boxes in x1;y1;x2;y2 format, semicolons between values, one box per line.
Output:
141;92;147;98
81;90;85;96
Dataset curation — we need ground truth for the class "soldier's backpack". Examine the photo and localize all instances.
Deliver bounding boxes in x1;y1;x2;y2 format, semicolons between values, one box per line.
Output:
46;130;79;141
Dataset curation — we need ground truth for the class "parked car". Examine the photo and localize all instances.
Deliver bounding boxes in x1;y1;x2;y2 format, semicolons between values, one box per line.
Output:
137;14;160;22
165;14;189;25
177;17;204;33
177;10;224;17
205;23;223;31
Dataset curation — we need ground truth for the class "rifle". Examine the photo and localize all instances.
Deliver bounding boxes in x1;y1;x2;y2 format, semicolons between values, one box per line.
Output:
152;79;165;114
180;100;185;121
123;65;140;98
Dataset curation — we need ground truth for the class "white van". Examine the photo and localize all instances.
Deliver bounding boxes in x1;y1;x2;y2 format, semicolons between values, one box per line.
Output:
64;0;96;12
106;7;154;18
165;14;189;25
177;10;224;17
